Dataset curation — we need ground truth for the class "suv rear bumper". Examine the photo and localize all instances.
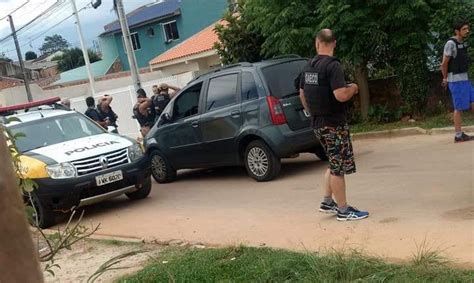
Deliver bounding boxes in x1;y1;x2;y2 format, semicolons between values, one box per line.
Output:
32;157;151;211
259;125;320;158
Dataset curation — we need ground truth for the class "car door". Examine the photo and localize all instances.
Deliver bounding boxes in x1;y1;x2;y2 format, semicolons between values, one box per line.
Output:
198;73;242;165
155;82;204;168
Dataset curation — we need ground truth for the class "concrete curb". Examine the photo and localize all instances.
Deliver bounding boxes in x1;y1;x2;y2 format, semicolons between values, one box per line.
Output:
352;125;474;140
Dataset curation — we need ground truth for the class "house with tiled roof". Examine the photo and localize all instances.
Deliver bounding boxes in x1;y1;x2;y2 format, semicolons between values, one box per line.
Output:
148;21;223;76
99;0;228;71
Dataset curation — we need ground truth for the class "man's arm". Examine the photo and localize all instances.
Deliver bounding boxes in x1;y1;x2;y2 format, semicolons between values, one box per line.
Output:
440;55;450;88
138;98;152;114
168;85;180;97
100;95;113;106
333;84;358;102
299;88;309;113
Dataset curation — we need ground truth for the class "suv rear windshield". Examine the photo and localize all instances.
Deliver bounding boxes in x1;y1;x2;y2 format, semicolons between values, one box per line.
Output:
260;59;307;98
8;113;104;152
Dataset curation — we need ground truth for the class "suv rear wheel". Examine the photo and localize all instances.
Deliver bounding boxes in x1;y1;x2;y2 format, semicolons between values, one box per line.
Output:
150;151;176;183
244;140;281;182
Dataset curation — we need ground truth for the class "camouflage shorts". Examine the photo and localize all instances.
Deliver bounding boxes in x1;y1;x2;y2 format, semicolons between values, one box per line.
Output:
314;124;356;176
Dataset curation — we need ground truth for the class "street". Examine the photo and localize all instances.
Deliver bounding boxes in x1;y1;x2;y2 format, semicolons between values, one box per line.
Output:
72;134;473;266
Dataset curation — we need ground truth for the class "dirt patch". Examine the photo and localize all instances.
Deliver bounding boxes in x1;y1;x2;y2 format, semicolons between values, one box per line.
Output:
442;206;474;221
379;217;399;224
42;240;158;283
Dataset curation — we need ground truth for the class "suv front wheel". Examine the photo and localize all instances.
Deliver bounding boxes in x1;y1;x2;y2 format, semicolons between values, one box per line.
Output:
150;151;176;183
244;140;281;182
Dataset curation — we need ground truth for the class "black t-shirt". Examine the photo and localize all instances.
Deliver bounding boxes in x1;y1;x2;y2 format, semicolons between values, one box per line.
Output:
299;55;348;127
84;107;103;122
98;105;118;127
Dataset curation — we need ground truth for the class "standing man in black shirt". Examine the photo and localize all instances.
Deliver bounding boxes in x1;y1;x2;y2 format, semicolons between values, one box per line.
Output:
84;96;107;128
97;95;119;133
300;29;369;221
152;83;180;118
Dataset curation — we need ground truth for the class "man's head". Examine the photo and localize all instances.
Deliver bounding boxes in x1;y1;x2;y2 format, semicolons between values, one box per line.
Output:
136;88;147;99
315;29;336;55
454;20;470;39
61;98;71;108
85;96;95;108
159;83;169;94
152;85;159;94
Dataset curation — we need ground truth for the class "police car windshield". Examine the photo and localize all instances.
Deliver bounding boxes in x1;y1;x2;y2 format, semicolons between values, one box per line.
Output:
8;113;105;153
261;60;307;98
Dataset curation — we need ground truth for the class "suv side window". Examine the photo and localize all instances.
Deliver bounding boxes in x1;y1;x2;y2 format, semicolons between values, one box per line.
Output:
173;83;202;121
206;73;238;111
241;72;259;101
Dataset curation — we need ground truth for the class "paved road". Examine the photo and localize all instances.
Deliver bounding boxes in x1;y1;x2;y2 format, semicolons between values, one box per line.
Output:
73;134;474;266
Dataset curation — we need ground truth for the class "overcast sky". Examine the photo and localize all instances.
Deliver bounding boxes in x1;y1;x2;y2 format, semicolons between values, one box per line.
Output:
0;0;152;60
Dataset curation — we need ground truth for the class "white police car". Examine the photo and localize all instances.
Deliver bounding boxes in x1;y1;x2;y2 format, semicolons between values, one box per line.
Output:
1;97;151;228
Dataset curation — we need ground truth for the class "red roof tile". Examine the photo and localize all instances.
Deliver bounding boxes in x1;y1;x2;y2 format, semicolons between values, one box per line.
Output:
149;21;224;66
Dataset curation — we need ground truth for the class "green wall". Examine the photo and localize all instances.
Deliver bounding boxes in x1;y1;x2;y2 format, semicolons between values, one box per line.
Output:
99;0;228;71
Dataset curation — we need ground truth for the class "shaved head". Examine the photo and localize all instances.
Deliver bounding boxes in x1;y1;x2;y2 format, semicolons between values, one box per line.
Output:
316;29;336;44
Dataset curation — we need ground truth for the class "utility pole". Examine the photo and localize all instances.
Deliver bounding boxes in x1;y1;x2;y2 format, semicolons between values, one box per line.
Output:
8;15;33;102
70;0;96;96
114;0;141;91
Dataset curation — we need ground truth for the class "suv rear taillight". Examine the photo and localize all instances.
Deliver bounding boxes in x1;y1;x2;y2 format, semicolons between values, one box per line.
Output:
266;96;287;125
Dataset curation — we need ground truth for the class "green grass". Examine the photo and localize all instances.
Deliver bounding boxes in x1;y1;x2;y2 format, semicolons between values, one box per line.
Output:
351;112;474;133
118;246;474;283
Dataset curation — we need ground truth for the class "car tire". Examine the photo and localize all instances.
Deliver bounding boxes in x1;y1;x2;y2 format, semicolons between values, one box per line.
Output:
150;150;176;183
313;144;328;161
126;176;152;200
26;193;56;229
244;140;281;182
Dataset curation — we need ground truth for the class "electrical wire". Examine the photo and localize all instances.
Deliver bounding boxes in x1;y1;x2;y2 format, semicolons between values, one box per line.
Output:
0;1;30;21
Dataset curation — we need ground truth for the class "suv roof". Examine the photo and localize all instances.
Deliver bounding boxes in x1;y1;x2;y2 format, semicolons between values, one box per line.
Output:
189;55;306;84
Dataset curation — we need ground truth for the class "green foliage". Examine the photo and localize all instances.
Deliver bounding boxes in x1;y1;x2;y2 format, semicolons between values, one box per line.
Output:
368;104;403;124
56;48;101;72
214;0;265;64
39;34;70;55
25;51;38;60
246;0;320;58
119;246;474;282
429;0;474;78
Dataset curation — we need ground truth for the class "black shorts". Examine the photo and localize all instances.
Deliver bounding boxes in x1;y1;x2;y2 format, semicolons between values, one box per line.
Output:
314;124;356;176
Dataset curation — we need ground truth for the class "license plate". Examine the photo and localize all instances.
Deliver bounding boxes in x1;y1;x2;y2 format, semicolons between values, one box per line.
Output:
95;170;123;186
303;110;311;118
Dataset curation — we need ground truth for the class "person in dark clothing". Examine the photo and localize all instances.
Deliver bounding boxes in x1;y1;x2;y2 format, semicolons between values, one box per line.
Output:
440;19;472;143
84;96;107;128
133;88;156;137
97;95;119;132
151;83;180;117
299;29;368;221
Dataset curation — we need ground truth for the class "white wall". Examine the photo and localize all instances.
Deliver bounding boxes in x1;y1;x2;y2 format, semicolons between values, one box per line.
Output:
0;72;195;138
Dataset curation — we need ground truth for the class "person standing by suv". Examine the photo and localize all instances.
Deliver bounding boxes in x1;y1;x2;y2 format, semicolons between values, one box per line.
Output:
133;88;156;137
152;83;180;117
299;29;369;221
84;96;107;128
97;95;119;133
440;20;472;143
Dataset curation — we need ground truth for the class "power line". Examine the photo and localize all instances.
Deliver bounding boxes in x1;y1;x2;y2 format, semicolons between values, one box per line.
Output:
0;1;30;21
0;0;63;44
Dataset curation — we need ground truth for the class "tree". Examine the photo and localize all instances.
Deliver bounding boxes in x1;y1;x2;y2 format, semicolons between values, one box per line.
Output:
39;34;70;55
246;0;321;58
0;134;44;283
25;51;38;60
56;48;101;72
214;0;265;64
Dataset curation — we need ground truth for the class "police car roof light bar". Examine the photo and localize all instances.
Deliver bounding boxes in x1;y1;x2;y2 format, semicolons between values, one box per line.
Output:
0;97;61;115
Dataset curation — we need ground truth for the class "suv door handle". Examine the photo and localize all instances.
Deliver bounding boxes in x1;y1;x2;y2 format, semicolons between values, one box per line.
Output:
191;121;199;128
231;110;241;118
